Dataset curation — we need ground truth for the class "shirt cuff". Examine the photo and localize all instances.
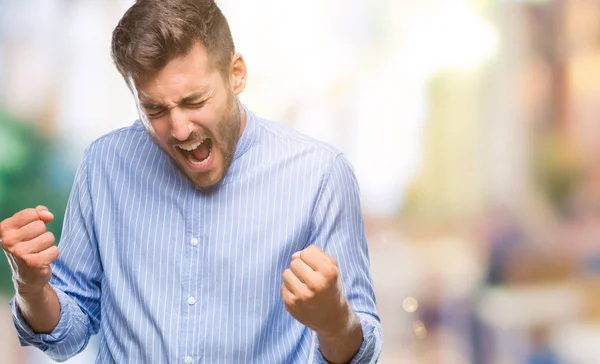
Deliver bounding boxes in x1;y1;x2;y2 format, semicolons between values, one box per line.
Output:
10;286;76;349
313;313;383;364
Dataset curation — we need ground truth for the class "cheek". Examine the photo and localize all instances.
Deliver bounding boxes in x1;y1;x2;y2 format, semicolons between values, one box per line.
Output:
190;108;223;131
189;108;210;122
146;120;171;144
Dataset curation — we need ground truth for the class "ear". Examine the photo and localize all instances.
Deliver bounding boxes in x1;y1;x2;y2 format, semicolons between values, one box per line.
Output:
229;52;247;95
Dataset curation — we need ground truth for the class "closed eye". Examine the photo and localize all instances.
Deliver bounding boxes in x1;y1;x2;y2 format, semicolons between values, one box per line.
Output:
186;100;206;109
145;108;166;119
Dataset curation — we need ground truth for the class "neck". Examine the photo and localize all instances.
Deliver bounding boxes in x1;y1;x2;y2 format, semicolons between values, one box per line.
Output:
235;100;247;140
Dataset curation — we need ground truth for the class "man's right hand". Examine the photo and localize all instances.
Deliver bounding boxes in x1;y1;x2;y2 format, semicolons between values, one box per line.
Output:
0;206;59;295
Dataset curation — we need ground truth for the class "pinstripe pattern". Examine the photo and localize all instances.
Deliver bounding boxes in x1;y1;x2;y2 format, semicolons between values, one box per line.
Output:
10;106;383;363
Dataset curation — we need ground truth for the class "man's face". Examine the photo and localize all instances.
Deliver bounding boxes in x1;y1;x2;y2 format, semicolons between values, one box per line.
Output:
132;42;246;189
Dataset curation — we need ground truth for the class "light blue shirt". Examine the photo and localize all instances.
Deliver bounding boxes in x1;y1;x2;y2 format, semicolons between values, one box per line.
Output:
11;106;383;363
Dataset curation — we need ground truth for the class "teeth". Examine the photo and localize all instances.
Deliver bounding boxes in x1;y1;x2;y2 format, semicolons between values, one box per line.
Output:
177;139;205;151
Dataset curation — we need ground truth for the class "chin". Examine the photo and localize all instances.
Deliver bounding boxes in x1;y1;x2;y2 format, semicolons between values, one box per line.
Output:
186;159;228;189
164;142;233;190
190;172;225;190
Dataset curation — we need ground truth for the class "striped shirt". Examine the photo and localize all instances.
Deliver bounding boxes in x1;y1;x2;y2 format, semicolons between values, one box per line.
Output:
10;106;383;363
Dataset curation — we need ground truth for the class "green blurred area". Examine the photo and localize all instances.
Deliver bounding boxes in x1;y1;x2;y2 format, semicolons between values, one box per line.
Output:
0;108;73;297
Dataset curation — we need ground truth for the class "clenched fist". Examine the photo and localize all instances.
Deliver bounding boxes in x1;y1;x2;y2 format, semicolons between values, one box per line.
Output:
281;245;355;338
0;206;59;295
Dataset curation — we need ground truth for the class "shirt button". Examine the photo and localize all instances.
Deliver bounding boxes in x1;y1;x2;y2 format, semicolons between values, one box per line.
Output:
187;296;196;306
184;356;193;364
190;238;199;247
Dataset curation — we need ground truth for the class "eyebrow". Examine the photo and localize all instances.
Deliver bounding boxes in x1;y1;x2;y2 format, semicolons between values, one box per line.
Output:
140;90;209;110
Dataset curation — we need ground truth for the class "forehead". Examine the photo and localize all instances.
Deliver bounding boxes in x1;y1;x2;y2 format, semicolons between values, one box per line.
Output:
133;42;222;102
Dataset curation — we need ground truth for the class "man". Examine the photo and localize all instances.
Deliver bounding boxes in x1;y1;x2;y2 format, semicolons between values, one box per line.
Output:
0;0;382;362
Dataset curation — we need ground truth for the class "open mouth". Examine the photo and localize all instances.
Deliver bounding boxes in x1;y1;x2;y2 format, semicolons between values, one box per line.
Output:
176;138;213;167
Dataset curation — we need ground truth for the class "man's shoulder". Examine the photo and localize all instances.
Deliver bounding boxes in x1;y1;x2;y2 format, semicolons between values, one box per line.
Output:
85;120;150;157
90;120;145;146
255;116;341;160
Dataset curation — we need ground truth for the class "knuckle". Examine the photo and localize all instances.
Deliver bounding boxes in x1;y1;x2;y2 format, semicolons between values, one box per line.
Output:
323;266;338;280
307;278;325;292
290;259;301;270
33;220;46;232
281;287;295;307
1;231;15;249
282;269;294;280
1;243;12;254
3;245;14;255
23;254;38;268
299;249;309;259
283;301;294;312
298;289;314;302
12;245;26;258
23;208;37;222
50;246;59;260
44;232;56;244
283;295;295;307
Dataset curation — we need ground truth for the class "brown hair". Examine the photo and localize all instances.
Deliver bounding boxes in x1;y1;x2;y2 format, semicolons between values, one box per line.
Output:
111;0;235;81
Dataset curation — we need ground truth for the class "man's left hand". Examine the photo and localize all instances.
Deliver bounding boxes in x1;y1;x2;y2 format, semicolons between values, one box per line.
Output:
281;245;355;337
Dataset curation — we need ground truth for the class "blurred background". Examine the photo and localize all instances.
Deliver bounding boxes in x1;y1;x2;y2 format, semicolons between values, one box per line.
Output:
1;0;600;363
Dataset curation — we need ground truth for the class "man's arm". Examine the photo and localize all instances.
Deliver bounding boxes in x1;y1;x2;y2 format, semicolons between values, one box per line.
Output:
282;246;365;363
282;153;383;363
15;283;61;333
315;300;364;362
1;207;61;333
3;148;102;362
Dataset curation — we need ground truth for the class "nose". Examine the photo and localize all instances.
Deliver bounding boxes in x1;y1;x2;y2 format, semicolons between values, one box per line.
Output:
168;107;192;141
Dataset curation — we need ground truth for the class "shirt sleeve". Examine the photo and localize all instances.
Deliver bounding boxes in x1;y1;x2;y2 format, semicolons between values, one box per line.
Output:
309;153;384;363
9;147;102;362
